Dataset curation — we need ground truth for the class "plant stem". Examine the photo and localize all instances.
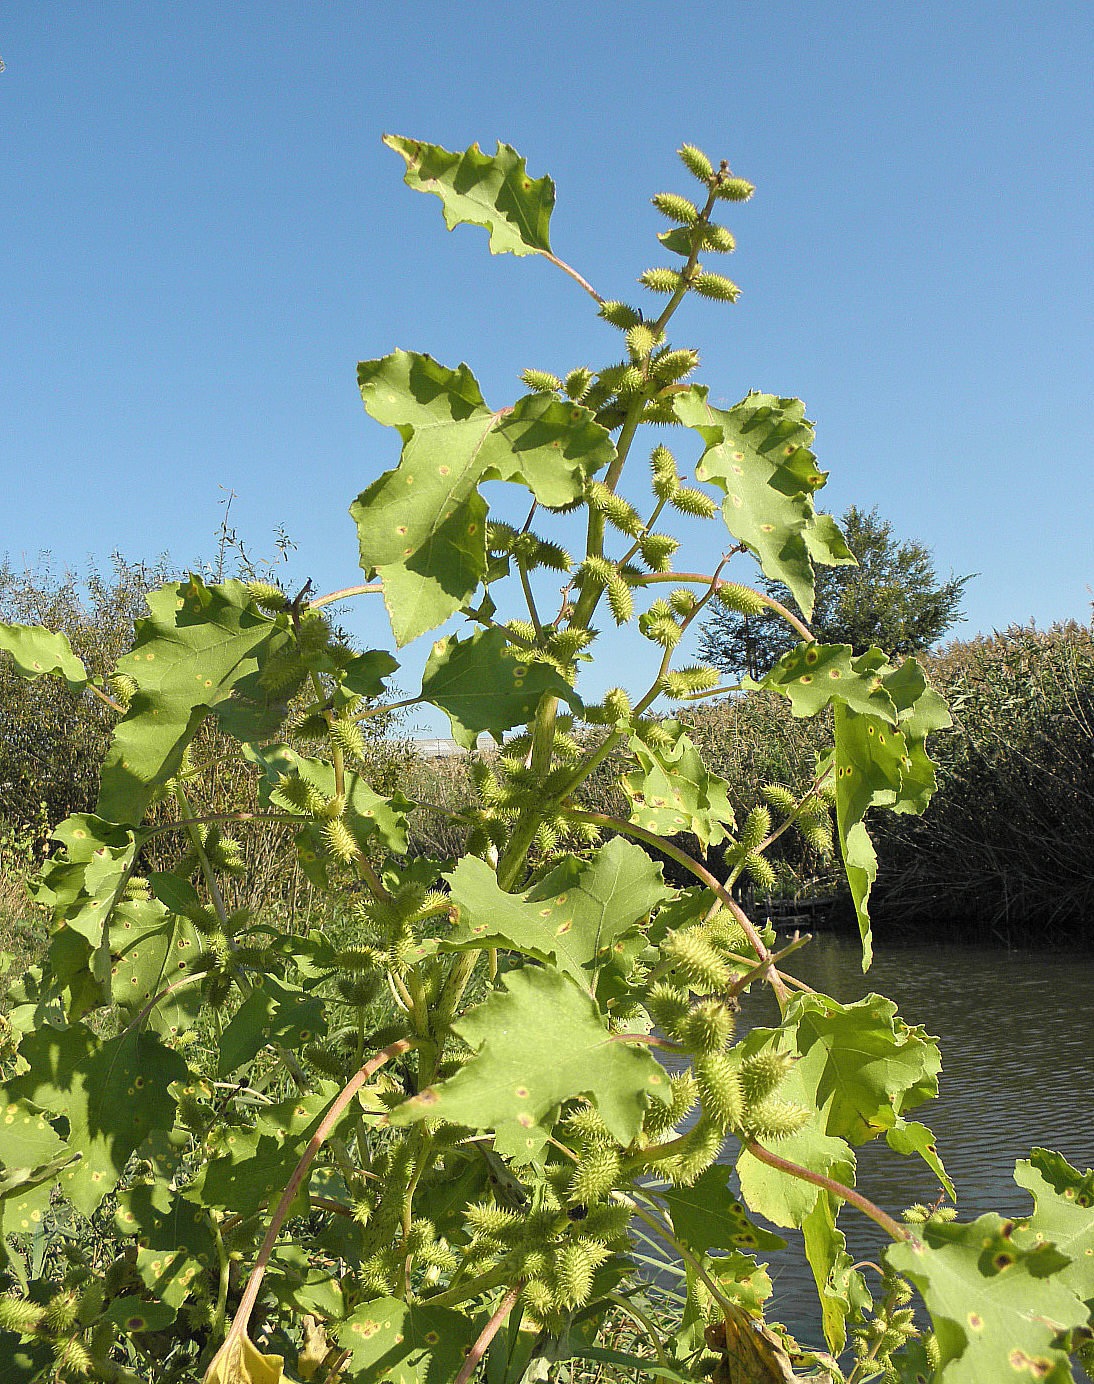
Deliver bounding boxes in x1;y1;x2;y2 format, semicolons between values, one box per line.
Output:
124;971;205;1035
741;1138;914;1243
422;1262;516;1310
86;681;125;714
517;557;546;643
602;1292;672;1371
495;690;559;890
624;1197;743;1325
174;783;230;929
212;1038;416;1368
636;573;816;644
541;251;604;304
307;583;384;610
567;810;790;1009
453;1283;523;1384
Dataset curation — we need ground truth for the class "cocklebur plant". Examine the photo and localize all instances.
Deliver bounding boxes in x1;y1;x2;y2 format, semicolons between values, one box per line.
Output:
1;135;1093;1384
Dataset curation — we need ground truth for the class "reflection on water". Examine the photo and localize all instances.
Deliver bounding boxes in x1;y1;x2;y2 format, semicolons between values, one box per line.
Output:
714;932;1094;1356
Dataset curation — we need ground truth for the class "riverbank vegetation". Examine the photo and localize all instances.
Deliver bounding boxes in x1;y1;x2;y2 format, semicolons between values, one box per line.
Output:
3;135;1094;1384
3;555;1092;951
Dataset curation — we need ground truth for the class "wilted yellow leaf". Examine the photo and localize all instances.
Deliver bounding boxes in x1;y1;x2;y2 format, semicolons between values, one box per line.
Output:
203;1330;300;1384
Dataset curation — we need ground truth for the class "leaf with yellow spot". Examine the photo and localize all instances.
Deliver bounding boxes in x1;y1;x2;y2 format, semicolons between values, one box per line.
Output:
97;577;293;824
671;387;853;618
746;642;898;721
352;353;610;644
0;1097;74;1260
0;621;88;691
247;742;411;858
390;965;669;1145
420;626;581;750
109;897;204;1037
3;1024;187;1217
661;1165;787;1255
444;837;670;983
195;1086;348;1217
623;720;737;850
216;976;328;1077
114;1180;217;1265
335;1296;475;1384
887;1214;1085;1384
1015;1149;1094;1311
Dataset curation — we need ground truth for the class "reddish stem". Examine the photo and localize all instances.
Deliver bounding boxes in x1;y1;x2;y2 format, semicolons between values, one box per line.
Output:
221;1039;416;1349
453;1283;523;1384
569;810;791;1008
742;1138;913;1243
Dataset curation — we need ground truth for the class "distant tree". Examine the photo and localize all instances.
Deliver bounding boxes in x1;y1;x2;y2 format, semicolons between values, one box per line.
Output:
699;505;973;679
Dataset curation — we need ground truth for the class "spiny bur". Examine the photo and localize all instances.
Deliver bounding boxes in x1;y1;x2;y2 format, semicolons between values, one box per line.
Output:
741;1096;809;1141
246;580;288;612
693;271;741;302
652;191;699;225
328;716;366;762
713;171;755;201
744;852;777;890
0;1294;45;1333
666;1117;724;1184
700;224;736;253
662;929;730;991
652;347;700;382
521;368;561;393
638;532;679;571
738;1050;795;1104
681;998;736;1054
640;267;683;295
42;1290;80;1333
695;1051;743;1133
669;486;719;519
564;366;593;400
598;301;642;330
322;817;360;863
570;1145;622;1205
678;143;714;181
739;806;771;852
51;1337;94;1376
554;1241;595;1308
626;323;660;359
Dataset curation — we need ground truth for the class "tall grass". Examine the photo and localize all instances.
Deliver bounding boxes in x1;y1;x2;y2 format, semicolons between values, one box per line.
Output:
870;620;1094;944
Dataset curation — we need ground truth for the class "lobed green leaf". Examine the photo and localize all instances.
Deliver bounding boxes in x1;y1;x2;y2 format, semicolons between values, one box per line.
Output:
390;965;670;1146
671;387;854;619
0;622;87;691
384;134;555;256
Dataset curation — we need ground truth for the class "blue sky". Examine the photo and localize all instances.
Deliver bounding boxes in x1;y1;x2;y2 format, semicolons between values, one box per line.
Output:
3;3;1092;735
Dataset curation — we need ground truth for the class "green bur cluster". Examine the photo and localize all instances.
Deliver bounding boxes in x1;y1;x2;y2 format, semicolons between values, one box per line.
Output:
1;134;1092;1384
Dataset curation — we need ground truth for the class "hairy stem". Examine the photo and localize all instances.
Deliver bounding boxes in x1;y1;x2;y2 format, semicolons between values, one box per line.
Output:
638;573;816;645
307;582;384;609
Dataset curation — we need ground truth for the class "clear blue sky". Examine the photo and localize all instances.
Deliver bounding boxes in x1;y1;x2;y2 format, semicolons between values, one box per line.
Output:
4;3;1092;735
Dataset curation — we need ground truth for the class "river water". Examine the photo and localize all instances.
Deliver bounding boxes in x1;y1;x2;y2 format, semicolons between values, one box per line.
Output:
687;932;1094;1360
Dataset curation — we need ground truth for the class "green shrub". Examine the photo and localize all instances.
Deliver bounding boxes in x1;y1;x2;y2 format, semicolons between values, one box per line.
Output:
0;553;175;849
